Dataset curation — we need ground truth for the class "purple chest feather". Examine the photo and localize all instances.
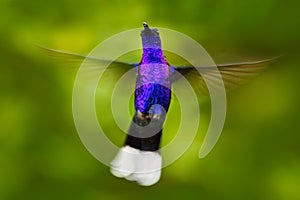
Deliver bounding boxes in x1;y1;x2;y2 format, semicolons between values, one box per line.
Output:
135;48;172;114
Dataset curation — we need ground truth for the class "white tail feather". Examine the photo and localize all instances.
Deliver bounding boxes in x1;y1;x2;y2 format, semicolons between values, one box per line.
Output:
110;146;162;186
110;146;140;177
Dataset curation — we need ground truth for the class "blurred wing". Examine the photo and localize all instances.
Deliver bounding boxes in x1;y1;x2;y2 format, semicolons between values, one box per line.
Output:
37;45;137;79
173;57;280;95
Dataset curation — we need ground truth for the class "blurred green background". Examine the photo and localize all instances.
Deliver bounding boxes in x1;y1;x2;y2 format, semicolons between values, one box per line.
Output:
1;0;300;199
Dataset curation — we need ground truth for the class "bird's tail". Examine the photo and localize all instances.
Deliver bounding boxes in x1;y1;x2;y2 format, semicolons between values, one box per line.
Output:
110;112;164;186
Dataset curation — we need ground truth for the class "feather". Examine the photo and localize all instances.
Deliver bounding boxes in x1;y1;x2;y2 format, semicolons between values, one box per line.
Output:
110;146;162;186
173;56;281;95
36;45;136;80
110;146;140;177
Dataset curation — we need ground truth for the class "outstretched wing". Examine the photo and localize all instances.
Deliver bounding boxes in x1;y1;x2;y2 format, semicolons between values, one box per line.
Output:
37;45;137;79
173;57;280;95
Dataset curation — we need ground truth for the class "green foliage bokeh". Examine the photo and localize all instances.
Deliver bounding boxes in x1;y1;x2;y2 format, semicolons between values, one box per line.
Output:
0;0;299;199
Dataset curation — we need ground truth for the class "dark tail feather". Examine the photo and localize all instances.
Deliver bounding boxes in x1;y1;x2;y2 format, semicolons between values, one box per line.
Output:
125;130;162;151
125;112;163;151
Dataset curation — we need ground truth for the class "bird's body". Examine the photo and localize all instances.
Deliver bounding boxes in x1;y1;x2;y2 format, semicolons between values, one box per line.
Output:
111;24;172;185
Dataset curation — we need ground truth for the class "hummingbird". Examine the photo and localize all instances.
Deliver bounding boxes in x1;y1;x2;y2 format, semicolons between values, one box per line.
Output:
39;22;278;186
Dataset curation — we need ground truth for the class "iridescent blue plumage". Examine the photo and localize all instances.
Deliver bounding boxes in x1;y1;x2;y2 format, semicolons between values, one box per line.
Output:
135;57;171;114
135;83;171;114
135;25;172;115
125;23;171;153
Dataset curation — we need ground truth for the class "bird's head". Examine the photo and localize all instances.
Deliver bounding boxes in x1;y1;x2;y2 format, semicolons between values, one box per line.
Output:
140;22;162;49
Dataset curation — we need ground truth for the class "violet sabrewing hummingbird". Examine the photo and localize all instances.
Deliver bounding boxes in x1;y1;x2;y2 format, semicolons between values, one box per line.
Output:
110;22;172;186
39;22;279;186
